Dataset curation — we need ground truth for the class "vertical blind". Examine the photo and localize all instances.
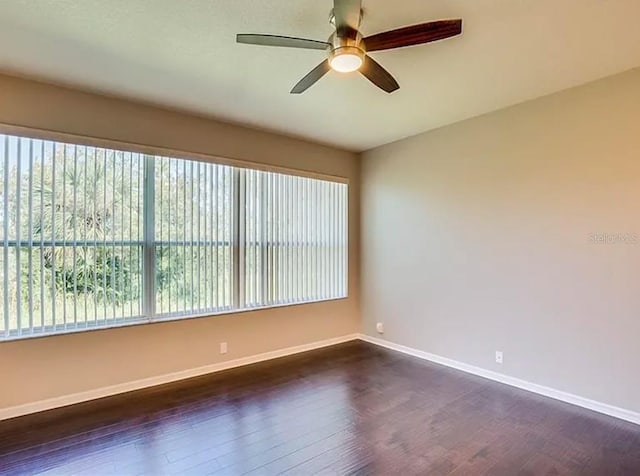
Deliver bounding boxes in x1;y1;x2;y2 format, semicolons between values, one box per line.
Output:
154;157;234;316
242;169;347;308
0;135;145;337
0;132;348;340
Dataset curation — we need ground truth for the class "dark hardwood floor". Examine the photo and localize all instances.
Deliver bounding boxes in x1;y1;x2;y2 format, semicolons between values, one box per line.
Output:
1;341;639;475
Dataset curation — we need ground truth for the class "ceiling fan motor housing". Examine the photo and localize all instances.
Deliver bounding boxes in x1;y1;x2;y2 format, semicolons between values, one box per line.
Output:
329;30;364;50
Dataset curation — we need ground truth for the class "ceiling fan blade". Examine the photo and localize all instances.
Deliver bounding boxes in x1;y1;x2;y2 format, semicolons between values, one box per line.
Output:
291;60;331;94
360;55;399;93
364;19;463;52
333;0;362;34
237;34;329;51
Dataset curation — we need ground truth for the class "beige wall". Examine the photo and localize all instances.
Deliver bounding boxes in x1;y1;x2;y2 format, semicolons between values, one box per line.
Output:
0;74;360;409
361;68;640;413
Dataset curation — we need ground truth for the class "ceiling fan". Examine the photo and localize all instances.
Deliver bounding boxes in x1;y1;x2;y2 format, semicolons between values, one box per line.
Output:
236;0;462;94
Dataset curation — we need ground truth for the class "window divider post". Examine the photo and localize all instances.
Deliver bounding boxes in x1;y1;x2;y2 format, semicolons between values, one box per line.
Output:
143;154;156;321
233;168;245;309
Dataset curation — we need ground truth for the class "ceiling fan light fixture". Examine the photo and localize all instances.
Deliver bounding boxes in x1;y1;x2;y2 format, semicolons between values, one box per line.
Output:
329;46;364;73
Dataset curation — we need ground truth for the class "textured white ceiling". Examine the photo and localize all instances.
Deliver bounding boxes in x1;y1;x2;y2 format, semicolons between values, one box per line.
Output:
1;0;639;151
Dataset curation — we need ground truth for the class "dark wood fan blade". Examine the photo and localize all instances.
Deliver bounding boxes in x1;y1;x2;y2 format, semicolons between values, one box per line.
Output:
333;0;362;33
364;19;462;52
360;55;399;93
291;60;331;94
237;34;329;51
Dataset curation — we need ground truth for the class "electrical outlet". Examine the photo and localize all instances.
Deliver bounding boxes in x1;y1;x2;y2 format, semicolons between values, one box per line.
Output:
376;322;384;334
220;342;228;354
495;351;503;364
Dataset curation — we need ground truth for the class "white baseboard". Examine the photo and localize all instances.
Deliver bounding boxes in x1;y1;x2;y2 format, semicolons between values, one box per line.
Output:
0;333;359;421
359;334;640;426
4;333;638;426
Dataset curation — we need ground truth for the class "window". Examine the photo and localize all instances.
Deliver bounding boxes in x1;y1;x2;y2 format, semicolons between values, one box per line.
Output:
0;132;348;340
241;169;347;307
154;157;235;317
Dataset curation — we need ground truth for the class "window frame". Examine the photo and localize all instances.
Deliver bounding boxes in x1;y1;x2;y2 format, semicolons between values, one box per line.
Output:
0;124;349;341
